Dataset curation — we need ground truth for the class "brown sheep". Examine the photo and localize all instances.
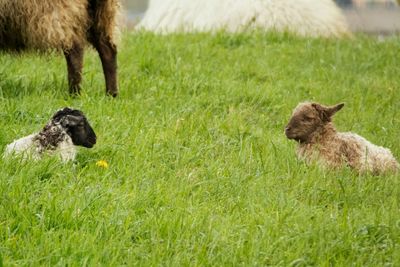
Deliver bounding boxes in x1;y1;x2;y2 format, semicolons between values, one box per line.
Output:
0;0;121;96
285;102;399;175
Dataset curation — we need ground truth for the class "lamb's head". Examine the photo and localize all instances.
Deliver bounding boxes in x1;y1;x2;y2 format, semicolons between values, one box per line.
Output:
51;108;97;148
285;102;344;143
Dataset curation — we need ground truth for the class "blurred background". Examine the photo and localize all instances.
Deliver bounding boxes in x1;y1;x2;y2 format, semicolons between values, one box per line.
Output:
124;0;400;35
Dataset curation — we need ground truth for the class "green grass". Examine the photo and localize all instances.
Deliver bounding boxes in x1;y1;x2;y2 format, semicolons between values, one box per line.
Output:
0;31;399;266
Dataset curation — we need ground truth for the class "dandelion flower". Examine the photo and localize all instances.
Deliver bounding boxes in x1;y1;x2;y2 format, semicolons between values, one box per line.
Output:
96;160;109;169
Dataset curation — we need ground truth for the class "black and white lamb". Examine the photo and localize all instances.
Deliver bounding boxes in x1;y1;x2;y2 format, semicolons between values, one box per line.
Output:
4;108;96;162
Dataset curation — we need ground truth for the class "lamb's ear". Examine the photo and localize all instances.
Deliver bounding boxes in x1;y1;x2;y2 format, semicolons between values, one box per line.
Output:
61;115;82;127
312;103;344;121
311;103;330;121
326;103;344;117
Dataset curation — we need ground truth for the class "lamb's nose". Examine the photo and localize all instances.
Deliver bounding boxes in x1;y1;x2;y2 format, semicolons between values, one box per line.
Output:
285;126;291;132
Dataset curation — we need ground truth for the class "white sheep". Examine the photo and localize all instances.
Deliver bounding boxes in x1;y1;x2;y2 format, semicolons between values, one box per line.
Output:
137;0;350;37
4;108;96;162
285;102;399;175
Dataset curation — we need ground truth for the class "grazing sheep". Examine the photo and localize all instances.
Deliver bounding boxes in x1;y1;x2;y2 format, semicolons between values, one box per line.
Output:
285;102;399;175
0;0;121;96
4;108;96;162
138;0;350;37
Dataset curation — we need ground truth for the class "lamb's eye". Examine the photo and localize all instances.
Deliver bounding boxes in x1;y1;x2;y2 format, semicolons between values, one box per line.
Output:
304;116;313;121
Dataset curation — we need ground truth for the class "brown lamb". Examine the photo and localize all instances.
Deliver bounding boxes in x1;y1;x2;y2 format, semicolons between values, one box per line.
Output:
0;0;121;96
285;102;399;175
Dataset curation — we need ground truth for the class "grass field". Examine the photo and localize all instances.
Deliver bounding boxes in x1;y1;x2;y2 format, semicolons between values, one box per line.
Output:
0;31;399;266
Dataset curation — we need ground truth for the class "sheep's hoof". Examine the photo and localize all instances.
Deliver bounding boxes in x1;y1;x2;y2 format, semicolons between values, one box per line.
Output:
106;90;118;98
69;93;80;99
69;85;81;96
69;91;81;98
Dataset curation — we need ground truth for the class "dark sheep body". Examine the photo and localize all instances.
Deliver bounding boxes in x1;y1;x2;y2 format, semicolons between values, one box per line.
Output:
0;0;121;96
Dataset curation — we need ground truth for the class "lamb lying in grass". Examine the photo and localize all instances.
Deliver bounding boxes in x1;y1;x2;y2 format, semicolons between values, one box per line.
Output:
4;108;96;162
285;102;399;175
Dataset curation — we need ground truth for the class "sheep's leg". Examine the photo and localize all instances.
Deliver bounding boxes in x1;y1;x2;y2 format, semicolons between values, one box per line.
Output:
64;43;84;95
92;39;118;97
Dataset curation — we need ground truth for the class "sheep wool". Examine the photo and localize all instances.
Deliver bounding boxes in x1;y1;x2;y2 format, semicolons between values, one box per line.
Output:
297;126;399;175
4;124;77;162
0;0;121;96
0;0;121;51
137;0;350;37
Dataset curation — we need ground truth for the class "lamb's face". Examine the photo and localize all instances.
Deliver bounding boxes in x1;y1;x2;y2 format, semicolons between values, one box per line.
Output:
53;108;97;148
66;116;97;148
285;103;323;143
285;102;344;143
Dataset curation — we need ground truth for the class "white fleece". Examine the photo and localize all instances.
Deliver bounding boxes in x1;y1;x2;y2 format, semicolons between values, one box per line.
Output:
4;132;76;162
137;0;350;37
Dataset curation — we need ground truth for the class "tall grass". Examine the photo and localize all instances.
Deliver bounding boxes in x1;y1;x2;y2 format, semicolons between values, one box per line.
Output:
0;31;399;266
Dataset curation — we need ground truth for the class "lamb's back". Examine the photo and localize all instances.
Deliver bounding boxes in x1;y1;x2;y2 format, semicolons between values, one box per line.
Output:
4;132;77;162
338;132;399;174
4;133;40;159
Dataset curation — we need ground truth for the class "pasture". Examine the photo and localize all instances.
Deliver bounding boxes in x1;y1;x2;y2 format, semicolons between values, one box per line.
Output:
0;31;399;266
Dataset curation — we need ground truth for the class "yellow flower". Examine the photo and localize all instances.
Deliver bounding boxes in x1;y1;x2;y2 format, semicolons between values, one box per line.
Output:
96;160;109;169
